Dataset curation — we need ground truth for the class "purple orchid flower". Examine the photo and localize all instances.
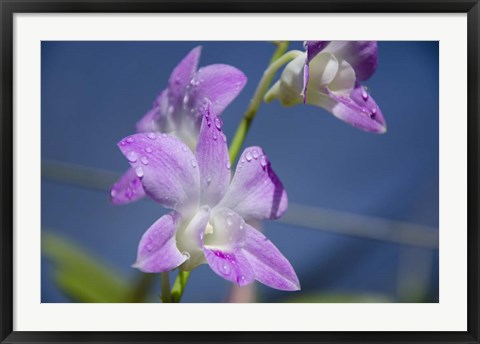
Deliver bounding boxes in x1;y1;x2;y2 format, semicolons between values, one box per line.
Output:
117;100;299;291
111;47;247;205
265;41;386;134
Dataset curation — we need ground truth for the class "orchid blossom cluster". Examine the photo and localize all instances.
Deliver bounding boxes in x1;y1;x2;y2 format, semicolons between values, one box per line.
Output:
111;41;386;300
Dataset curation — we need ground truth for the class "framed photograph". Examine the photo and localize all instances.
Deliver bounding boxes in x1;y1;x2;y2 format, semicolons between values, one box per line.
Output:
1;0;479;343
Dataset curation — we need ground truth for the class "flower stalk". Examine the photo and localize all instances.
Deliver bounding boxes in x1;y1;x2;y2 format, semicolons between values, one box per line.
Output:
160;272;171;303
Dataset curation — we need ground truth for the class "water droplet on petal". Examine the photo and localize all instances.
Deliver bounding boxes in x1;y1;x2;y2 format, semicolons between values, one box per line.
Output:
212;131;218;140
110;189;117;197
120;141;126;146
214;117;222;130
127;151;138;162
135;166;144;177
362;89;369;100
221;133;227;142
206;116;212;127
252;150;259;159
147;132;156;140
226;161;231;170
145;146;153;153
182;252;191;260
246;151;253;162
126;136;134;143
140;156;149;165
191;159;197;168
260;155;268;167
146;244;152;252
207;177;212;185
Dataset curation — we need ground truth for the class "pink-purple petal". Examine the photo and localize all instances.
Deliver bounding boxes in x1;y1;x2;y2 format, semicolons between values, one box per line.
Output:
325;83;386;133
324;41;378;81
167;46;202;106
117;133;200;212
242;224;300;291
195;100;230;207
191;64;247;116
136;90;170;133
110;167;146;205
204;248;255;287
132;211;186;273
304;40;330;63
217;146;288;221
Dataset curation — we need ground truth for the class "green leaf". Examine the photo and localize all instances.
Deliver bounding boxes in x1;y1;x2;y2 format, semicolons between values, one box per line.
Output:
42;232;131;303
284;292;394;303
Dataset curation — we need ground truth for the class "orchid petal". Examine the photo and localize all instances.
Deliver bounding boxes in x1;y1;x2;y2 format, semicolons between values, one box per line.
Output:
304;41;330;62
218;147;288;221
176;205;210;271
309;83;386;133
323;41;378;81
167;46;202;107
203;208;255;286
190;64;247;116
323;58;356;95
242;224;300;291
132;211;186;273
195;100;230;207
117;133;200;213
276;54;307;106
110;168;146;205
136;90;169;133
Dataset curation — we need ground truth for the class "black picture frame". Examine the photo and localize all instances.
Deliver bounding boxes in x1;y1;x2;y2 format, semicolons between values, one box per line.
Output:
1;0;479;343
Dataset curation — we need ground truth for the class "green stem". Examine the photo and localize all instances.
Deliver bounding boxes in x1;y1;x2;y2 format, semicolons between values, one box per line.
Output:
171;270;190;303
270;41;289;64
228;49;303;163
160;272;171;303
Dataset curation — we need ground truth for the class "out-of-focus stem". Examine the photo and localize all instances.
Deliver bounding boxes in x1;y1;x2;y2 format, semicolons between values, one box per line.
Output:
160;272;171;303
171;270;190;303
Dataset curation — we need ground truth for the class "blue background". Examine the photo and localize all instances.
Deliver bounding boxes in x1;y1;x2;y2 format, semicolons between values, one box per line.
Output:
41;41;439;302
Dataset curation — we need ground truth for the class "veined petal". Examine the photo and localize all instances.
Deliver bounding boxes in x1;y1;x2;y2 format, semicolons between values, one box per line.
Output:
195;100;230;207
176;205;210;271
117;133;200;213
323;41;378;81
217;147;288;221
167;46;202;107
242;224;300;291
304;41;330;63
110;168;146;205
132;211;186;273
203;208;255;286
190;64;247;116
309;83;386;133
136;90;169;133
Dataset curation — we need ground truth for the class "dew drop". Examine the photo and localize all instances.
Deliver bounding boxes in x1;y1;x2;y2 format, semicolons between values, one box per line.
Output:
146;244;153;252
182;252;191;260
212;131;218;140
214;117;222;130
221;133;227;142
135;166;144;177
246;151;253;162
126;136;134;143
145;146;153;153
260;155;268;167
191;159;197;168
371;107;377;114
362;90;369;100
252;150;259;159
147;132;156;140
207;177;212;185
126;151;138;162
226;161;231;170
110;189;117;197
140;156;149;165
120;141;126;146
